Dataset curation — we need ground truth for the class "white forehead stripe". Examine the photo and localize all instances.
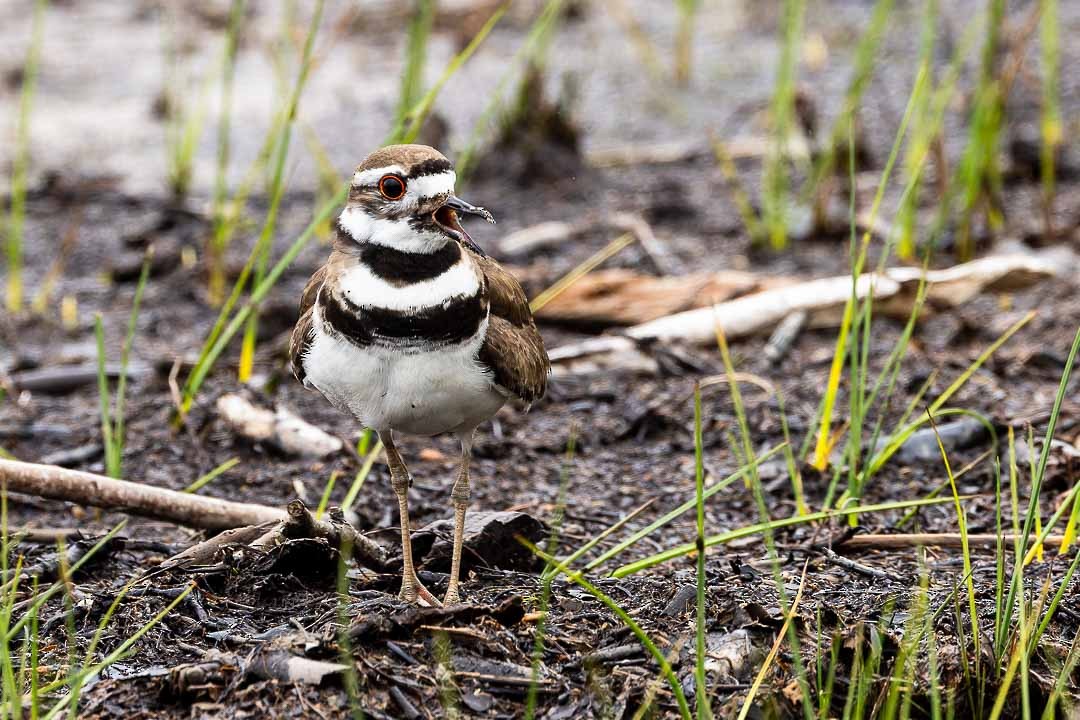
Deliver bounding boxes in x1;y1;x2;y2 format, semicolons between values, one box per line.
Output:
351;166;456;201
407;171;456;200
352;165;406;186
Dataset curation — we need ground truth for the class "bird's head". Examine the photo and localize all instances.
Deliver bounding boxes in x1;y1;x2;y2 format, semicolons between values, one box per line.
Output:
338;144;494;256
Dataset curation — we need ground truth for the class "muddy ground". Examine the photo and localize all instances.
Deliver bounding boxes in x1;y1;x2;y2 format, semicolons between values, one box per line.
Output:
3;1;1080;718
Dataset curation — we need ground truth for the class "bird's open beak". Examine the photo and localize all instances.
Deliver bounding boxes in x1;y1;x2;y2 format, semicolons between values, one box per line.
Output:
446;195;495;224
433;195;496;256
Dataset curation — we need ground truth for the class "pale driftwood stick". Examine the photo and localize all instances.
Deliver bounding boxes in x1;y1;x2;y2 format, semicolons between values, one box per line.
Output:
836;533;1067;550
11;527;81;544
11;363;150;394
548;253;1059;360
608;212;679;275
0;458;286;531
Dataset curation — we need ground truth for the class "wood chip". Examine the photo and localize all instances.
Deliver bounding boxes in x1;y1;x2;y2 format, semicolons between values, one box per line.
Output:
533;268;781;327
216;394;343;458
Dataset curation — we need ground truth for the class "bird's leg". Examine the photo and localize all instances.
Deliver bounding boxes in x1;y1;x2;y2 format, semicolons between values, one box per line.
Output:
382;433;441;607
444;433;473;605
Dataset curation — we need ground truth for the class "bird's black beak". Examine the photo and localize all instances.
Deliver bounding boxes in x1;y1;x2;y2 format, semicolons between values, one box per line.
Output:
446;195;495;224
434;195;495;257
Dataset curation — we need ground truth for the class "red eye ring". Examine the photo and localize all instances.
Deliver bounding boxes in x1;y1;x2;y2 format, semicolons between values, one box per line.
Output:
378;174;406;200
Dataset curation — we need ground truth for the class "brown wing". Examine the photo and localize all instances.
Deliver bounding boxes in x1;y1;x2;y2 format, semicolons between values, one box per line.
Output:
468;249;549;403
289;264;327;385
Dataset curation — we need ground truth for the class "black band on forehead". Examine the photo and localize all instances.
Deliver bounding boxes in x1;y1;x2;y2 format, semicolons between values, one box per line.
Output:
408;158;453;178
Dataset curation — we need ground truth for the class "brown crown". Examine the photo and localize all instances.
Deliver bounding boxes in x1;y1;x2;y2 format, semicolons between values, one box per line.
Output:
354;144;453;178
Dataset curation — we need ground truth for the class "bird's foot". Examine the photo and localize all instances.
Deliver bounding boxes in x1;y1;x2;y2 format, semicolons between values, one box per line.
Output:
400;574;442;607
443;587;462;606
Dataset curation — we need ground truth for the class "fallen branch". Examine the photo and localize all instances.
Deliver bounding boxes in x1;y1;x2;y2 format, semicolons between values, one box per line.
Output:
549;252;1060;363
156;500;390;575
608;212;679;275
763;310;809;365
11;363;151;395
216;393;343;458
835;533;1067;551
498;211;668;264
4;535;123;585
628;253;1056;345
0;458;286;530
820;546;904;582
252;500;389;569
11;526;81;544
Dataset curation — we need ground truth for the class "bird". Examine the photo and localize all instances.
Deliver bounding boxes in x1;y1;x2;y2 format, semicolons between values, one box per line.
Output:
289;144;549;606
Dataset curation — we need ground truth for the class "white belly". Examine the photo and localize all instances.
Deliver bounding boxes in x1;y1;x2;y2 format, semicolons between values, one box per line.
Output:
302;312;505;437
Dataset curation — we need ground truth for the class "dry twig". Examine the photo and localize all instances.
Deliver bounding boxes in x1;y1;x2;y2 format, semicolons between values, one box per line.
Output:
0;457;285;530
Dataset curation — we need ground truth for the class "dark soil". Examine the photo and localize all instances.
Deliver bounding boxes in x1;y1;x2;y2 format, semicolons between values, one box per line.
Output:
3;1;1080;718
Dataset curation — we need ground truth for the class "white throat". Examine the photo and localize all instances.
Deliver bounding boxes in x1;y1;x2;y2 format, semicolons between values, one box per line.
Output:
338;206;448;254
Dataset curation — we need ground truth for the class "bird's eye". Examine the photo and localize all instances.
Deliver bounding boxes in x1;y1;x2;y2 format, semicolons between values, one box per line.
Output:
378;175;406;200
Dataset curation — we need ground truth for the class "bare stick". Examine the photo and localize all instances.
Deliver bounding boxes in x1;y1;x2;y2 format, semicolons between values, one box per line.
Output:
836;533;1067;550
0;458;286;530
821;547;904;582
251;500;389;570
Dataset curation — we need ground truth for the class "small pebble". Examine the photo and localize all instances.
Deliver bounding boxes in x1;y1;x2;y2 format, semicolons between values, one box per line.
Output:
419;447;447;462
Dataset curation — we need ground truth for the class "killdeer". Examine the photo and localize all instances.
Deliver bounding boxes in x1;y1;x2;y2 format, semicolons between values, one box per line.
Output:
290;145;549;606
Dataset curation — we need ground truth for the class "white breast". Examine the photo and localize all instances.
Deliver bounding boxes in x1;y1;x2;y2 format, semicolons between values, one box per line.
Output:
302;306;505;437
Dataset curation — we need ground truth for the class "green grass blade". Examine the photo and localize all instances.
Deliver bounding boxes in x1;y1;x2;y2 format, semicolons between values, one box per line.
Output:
540;500;652;582
811;59;929;473
761;0;805;250
1039;0;1060;239
93;315;116;477
207;0;247;302
1042;327;1080;553
614;495;957;578
804;0;894;213
692;385;710;719
5;0;47;314
863;312;1034;479
523;539;692;720
183;457;240;494
525;430;576;720
583;444;786;571
238;0;325;384
394;4;508;145
109;254;151;478
315;470;339;519
42;583;193;719
179;181;348;417
5;523;126;643
455;0;565;183
674;0;700;86
395;0;435;130
1040;625;1080;720
927;410;981;680
343;439;384;512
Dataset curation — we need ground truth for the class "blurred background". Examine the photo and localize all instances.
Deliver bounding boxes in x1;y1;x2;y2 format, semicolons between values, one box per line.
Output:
2;1;1075;219
4;3;1080;717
